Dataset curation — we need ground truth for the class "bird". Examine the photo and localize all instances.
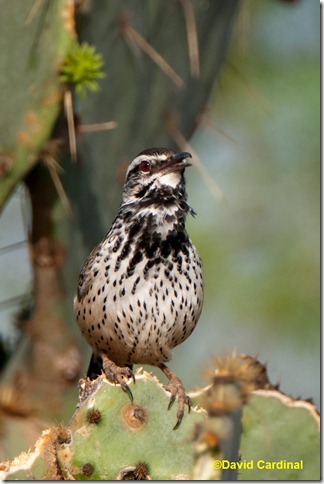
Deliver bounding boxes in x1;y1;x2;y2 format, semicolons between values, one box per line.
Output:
74;147;204;429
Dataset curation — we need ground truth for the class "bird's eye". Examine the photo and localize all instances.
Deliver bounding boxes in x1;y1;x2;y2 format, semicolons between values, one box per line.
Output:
140;160;151;174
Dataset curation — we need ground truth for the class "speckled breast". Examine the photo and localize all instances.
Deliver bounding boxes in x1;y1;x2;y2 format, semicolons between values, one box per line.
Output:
75;229;203;367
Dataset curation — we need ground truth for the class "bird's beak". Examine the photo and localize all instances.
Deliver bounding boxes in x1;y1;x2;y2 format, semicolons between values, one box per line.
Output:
158;152;192;175
172;152;192;166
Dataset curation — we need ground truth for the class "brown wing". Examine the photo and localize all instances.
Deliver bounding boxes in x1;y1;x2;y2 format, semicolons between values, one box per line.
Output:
76;244;101;302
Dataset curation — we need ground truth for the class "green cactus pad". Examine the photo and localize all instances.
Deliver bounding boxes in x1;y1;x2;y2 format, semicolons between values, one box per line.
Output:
239;389;320;480
1;359;319;480
0;0;74;209
57;371;207;480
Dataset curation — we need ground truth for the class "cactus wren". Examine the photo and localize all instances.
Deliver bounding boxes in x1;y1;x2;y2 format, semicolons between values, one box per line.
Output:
75;148;204;429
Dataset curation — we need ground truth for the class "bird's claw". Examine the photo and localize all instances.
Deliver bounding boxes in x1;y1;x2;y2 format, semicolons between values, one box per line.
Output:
172;394;191;430
167;393;176;411
102;356;135;402
121;382;134;403
164;378;191;430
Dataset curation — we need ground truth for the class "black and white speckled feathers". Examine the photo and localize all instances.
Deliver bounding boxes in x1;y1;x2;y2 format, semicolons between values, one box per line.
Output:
75;148;203;367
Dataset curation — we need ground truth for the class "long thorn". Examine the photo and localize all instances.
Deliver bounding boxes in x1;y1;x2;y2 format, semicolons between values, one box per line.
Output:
122;23;185;89
180;0;200;78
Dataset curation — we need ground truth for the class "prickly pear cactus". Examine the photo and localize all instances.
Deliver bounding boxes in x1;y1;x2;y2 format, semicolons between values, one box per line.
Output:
58;372;207;480
239;389;320;480
0;372;212;480
0;356;320;480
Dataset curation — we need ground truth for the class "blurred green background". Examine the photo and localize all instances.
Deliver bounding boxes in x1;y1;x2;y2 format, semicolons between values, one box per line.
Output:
181;0;320;404
0;0;320;407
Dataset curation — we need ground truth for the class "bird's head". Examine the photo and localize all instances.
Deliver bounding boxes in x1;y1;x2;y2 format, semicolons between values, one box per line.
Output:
122;148;192;206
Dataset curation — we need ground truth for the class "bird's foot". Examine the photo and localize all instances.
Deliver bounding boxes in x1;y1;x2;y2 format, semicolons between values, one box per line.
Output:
102;354;135;402
159;363;191;430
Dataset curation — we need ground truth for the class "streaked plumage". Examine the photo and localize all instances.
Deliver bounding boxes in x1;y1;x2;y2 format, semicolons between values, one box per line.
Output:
75;148;203;428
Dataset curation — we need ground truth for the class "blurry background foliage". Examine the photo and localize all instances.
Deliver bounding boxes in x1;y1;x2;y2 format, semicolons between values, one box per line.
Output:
184;0;320;404
0;0;319;418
